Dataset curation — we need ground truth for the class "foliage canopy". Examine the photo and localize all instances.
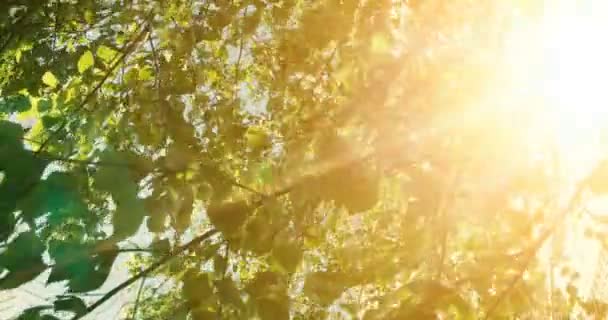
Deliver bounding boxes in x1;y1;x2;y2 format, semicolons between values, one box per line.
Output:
1;1;607;319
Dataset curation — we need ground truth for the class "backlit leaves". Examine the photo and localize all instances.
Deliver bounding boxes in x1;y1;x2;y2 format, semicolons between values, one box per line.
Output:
0;1;590;319
77;50;94;73
183;271;213;311
271;231;303;273
41;71;58;88
304;271;352;305
247;271;290;320
206;200;252;236
96;45;117;64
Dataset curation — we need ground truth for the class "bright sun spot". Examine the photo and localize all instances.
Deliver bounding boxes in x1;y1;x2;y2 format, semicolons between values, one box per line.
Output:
522;0;608;295
501;0;608;178
542;9;608;143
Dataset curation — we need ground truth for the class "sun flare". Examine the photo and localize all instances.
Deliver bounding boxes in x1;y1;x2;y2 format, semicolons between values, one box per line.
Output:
542;8;608;145
500;1;608;178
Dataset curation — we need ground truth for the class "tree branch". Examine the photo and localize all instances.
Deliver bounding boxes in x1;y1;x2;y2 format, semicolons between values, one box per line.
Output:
39;152;265;196
71;229;219;320
36;12;152;153
232;6;248;101
38;153;138;168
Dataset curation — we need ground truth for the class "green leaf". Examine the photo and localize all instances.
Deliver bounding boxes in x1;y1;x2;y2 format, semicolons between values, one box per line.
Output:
303;272;351;305
0;120;25;144
47;242;88;284
215;278;244;309
42;71;58;88
242;214;275;254
246;271;289;320
0;263;47;289
272;232;303;273
96;45;117;63
183;271;213;309
93;150;146;239
15;306;57;320
77;50;95;73
18;172;87;224
47;241;117;292
0;95;31;113
174;186;194;232
146;194;169;233
41;115;61;129
257;296;289;320
206;201;252;236
0;231;45;271
54;296;87;317
151;238;171;254
138;66;154;81
0;232;47;289
112;202;146;240
245;126;271;150
37;98;52;112
320;164;379;213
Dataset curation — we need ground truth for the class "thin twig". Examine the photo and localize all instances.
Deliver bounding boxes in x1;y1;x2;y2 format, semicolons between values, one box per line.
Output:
39;152;265;196
38;154;138;168
232;6;248;102
147;26;161;92
131;275;146;320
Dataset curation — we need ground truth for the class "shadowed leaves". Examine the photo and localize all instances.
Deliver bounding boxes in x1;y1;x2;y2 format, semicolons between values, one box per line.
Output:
0;232;46;289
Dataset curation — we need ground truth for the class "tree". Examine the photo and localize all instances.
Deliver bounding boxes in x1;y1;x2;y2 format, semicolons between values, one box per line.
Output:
0;0;605;319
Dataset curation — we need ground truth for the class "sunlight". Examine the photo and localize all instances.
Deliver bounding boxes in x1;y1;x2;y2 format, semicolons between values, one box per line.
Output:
533;1;608;299
500;1;608;179
541;8;608;155
478;1;608;299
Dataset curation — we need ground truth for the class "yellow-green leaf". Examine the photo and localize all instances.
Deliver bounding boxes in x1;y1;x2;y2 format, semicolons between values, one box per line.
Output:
138;67;154;81
78;50;94;73
42;71;58;88
97;45;118;63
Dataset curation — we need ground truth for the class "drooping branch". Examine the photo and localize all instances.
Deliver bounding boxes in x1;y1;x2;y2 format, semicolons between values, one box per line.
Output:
71;229;219;320
38;152;266;196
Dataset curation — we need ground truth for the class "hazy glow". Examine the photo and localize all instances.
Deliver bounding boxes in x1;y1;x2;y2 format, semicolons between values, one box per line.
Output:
499;1;608;180
542;11;608;149
534;0;608;297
